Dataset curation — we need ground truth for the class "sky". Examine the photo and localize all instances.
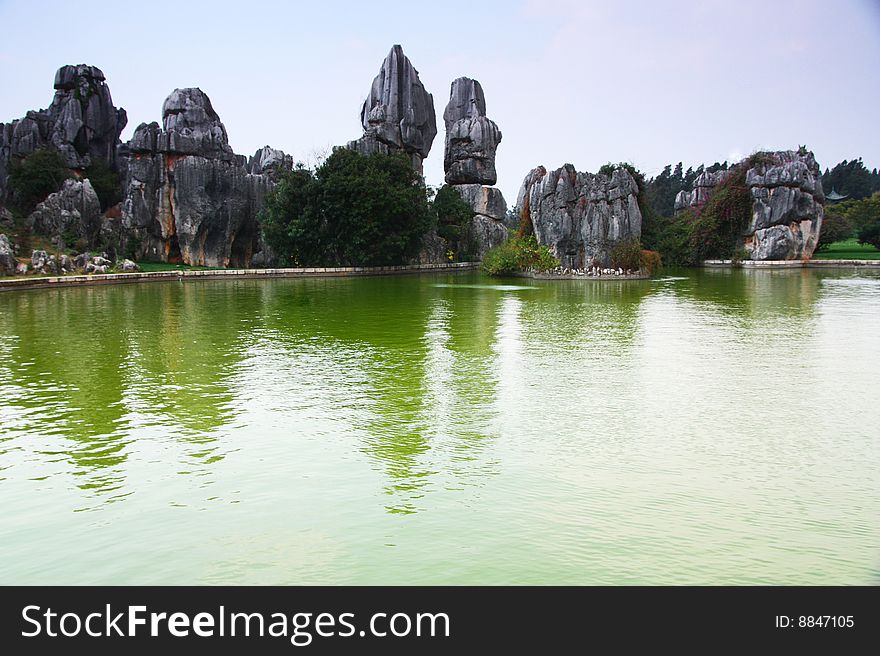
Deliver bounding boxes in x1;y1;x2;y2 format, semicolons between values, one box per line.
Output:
1;0;878;202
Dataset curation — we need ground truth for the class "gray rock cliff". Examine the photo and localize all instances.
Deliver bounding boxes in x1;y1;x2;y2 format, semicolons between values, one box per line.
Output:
119;89;289;267
0;233;16;275
443;78;502;186
440;77;508;260
0;64;127;204
517;164;643;268
27;178;102;248
347;45;437;173
673;150;824;260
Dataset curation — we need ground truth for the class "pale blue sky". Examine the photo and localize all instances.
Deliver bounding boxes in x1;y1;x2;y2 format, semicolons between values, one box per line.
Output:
1;0;878;201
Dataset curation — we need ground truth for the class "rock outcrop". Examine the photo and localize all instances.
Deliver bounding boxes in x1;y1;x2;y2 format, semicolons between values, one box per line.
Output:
27;178;102;248
347;45;437;173
673;150;824;260
119;88;289;267
443;78;502;186
0;233;16;275
517;165;643;268
452;184;508;257
247;146;294;179
0;64;127;204
440;78;508;260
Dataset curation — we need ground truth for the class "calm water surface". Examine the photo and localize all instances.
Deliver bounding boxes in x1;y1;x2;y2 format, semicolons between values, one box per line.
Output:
1;269;878;584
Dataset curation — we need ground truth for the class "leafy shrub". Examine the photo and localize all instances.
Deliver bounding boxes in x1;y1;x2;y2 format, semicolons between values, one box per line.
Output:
260;150;433;267
610;238;642;271
482;235;559;275
816;209;853;251
639;249;662;275
432;184;475;261
858;222;880;251
7;149;71;213
687;167;752;261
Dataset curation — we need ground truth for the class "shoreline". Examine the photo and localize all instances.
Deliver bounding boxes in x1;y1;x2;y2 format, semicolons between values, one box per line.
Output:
0;261;480;293
703;259;880;269
510;271;650;281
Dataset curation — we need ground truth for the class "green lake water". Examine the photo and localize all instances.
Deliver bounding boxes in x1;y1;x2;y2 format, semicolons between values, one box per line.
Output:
1;269;878;584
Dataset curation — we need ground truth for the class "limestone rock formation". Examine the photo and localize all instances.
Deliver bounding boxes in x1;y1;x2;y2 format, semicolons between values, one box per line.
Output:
347;45;437;173
673;170;729;212
443;78;502;186
439;78;508;260
0;234;16;275
517;164;643;268
119;89;290;267
0;64;127;203
27;178;102;248
31;250;58;275
673;150;824;260
247;146;294;179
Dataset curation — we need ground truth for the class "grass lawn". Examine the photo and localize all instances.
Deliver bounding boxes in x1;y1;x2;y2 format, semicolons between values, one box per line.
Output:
813;238;880;260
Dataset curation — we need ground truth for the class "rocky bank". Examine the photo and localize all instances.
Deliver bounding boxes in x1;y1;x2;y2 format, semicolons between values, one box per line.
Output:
674;150;824;260
517;165;643;269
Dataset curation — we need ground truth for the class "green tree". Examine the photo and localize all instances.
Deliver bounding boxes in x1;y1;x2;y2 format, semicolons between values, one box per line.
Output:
259;149;432;267
858;222;880;251
816;208;853;251
432;184;474;260
8;148;71;213
822;159;877;200
83;158;124;211
259;166;318;265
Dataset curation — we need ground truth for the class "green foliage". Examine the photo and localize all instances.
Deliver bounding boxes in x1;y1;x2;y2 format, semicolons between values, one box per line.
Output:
649;211;694;265
481;235;559;275
432;185;475;261
816;209;853;251
858;222;880;251
610;237;642;271
639;249;662;275
260;149;432;267
827;192;880;233
822;158;880;201
7;149;71;213
685;167;752;262
83;158;123;211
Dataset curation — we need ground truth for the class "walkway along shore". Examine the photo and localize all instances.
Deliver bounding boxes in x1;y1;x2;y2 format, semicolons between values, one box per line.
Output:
0;262;480;292
703;260;880;269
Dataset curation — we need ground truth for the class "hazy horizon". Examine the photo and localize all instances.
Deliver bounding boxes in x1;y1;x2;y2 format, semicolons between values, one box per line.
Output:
1;0;878;202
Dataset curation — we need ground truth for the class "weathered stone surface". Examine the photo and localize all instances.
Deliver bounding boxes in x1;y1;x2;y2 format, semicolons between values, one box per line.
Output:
443;185;508;260
673;170;728;212
31;250;58;274
443;78;502;185
673;150;824;260
0;207;13;228
15;262;28;275
0;234;16;275
470;214;509;258
247;146;294;179
118;258;139;273
454;184;507;221
517;164;643;268
347;45;436;172
414;231;448;265
120;89;284;267
27;178;102;246
159;89;233;160
59;254;74;272
0;64;127;203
